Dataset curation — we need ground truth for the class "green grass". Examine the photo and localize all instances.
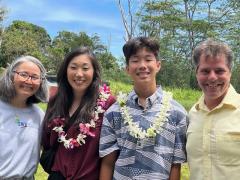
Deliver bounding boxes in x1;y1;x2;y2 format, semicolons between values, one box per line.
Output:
38;103;47;111
181;164;190;180
109;80;133;95
35;165;48;180
36;81;200;179
165;87;201;111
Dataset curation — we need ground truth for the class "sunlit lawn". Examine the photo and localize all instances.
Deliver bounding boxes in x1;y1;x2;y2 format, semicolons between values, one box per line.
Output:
35;165;48;180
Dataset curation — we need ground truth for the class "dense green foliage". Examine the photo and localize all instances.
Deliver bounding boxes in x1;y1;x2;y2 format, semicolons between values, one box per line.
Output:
1;0;240;91
135;0;240;91
0;20;51;67
0;20;118;78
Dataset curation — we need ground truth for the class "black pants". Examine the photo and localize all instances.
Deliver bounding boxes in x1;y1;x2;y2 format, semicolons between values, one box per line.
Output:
48;171;65;180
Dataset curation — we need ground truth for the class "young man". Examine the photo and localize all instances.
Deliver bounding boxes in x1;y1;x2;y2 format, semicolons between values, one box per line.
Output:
186;39;240;180
99;37;188;180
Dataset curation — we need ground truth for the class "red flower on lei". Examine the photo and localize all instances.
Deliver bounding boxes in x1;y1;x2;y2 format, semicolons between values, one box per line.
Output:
52;84;111;149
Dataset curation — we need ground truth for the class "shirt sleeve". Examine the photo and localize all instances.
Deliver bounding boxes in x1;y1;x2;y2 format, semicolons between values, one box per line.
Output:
99;110;120;157
172;110;189;164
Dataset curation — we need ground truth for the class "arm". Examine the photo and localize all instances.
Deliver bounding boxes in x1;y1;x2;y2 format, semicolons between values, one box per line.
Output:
100;151;118;180
169;163;181;180
170;107;188;180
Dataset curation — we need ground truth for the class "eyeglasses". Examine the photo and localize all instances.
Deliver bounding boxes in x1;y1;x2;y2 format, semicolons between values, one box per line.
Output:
13;71;43;84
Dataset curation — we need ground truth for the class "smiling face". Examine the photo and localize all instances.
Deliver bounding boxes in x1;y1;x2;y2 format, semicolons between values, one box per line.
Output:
196;54;231;109
67;54;94;97
13;61;41;100
126;48;160;88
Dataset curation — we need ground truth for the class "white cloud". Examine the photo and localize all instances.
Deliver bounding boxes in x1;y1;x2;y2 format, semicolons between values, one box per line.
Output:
43;9;119;29
3;0;121;30
3;0;125;57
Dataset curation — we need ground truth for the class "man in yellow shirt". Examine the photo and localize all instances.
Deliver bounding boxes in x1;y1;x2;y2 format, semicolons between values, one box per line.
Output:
186;39;240;180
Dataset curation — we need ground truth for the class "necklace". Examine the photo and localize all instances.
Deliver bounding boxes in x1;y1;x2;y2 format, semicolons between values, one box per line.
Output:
52;84;111;149
117;90;172;139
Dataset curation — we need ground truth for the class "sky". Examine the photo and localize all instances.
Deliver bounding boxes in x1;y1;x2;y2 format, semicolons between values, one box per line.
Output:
2;0;134;58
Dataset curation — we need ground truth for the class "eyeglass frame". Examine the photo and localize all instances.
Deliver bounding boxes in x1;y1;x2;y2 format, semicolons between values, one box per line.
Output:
13;71;45;84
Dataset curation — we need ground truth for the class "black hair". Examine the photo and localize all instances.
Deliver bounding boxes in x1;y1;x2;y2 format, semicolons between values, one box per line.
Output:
44;47;101;124
123;36;160;64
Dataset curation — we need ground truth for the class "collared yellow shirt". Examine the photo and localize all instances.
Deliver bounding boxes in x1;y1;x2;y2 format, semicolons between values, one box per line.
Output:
187;85;240;180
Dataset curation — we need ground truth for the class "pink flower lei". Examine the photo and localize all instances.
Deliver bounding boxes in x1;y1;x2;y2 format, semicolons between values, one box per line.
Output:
52;84;111;149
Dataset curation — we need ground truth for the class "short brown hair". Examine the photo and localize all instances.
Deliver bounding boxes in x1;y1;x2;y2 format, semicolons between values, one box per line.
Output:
193;39;233;70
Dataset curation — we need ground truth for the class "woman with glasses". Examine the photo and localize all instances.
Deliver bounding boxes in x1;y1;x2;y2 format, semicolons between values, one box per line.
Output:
0;56;48;179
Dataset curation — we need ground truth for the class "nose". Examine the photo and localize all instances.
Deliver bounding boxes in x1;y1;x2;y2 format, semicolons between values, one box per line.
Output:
139;60;147;70
208;70;217;80
76;69;83;77
24;76;34;84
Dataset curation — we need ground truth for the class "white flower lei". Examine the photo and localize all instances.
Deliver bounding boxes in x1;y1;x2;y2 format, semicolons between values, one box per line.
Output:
117;91;172;139
53;85;110;149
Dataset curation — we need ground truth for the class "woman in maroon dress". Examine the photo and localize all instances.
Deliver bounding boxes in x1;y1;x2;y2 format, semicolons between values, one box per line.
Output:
41;47;115;180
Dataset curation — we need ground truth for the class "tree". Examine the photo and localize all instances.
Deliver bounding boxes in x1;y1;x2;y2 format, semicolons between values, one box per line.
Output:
135;0;240;89
0;0;7;41
1;20;51;67
50;31;108;73
117;0;143;41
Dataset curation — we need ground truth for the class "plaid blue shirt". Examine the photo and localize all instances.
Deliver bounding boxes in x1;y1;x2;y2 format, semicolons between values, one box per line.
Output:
99;87;188;180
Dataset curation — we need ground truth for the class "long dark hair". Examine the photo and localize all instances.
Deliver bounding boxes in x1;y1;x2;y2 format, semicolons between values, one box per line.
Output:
45;47;101;124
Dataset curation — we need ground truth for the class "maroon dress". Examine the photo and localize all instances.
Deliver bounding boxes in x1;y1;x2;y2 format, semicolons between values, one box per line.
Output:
42;96;115;180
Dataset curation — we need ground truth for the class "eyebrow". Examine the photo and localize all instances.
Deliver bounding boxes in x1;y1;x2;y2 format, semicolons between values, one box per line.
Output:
69;62;91;66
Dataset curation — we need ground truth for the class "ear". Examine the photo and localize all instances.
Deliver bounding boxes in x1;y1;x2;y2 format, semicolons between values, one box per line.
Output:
195;67;199;77
125;65;130;75
156;60;161;72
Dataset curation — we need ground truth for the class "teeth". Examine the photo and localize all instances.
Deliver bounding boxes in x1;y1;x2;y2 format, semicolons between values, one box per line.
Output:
137;72;149;75
207;83;222;88
22;85;32;89
74;80;84;84
208;84;217;87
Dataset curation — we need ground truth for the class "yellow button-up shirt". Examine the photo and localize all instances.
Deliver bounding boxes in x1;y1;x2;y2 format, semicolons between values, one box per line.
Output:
186;85;240;180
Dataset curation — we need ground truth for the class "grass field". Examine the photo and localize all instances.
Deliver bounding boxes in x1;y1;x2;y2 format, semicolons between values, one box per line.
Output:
35;81;202;179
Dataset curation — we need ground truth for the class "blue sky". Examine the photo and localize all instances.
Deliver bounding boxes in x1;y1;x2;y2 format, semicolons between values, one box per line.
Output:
2;0;135;58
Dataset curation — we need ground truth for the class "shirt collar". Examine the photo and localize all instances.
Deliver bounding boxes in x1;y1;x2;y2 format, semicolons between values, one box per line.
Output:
195;84;239;111
129;86;163;106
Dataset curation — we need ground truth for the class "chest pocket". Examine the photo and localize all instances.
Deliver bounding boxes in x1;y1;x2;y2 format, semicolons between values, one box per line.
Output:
216;132;240;165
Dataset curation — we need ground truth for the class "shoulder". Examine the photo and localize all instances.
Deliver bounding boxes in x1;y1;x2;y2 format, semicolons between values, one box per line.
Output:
0;100;15;118
189;102;198;114
170;98;187;114
32;104;45;119
168;98;188;125
0;99;10;110
105;94;116;110
103;101;123;124
105;101;121;115
157;88;187;115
